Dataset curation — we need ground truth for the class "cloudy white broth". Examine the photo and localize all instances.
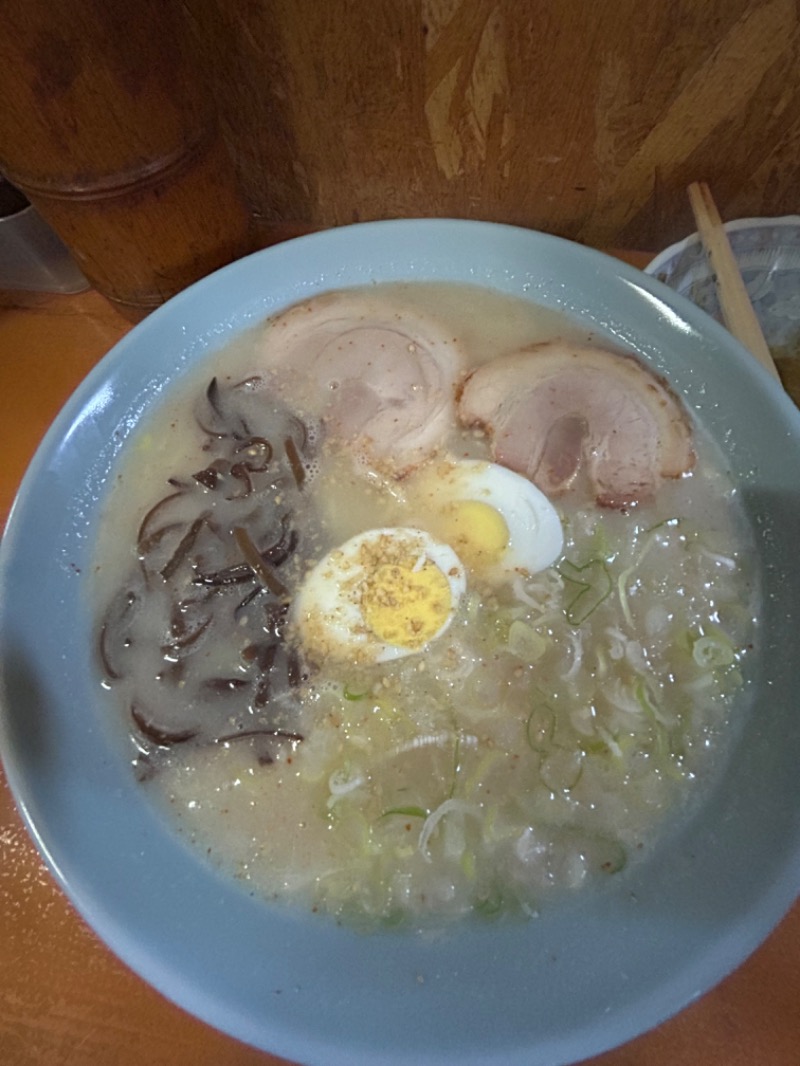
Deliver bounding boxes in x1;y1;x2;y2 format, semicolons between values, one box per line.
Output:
94;282;757;928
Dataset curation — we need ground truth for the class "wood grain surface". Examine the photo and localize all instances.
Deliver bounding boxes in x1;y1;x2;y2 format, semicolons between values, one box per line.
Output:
2;2;797;307
183;0;800;249
1;247;798;1065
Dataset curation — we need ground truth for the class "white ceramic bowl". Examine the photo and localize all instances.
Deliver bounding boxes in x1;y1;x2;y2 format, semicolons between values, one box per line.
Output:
1;220;799;1066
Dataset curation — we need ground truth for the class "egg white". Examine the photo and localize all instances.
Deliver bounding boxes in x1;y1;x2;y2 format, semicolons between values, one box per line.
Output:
406;458;564;578
292;527;466;665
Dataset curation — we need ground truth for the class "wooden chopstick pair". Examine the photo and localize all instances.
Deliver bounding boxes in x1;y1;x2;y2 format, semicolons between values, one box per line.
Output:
686;181;781;381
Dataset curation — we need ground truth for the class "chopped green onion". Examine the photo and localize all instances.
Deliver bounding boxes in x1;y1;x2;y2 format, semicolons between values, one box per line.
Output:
448;733;461;799
526;702;555;752
343;683;368;701
634;679;668;724
558;558;612;625
617;569;634;628
589;520;611;560
538;747;583;792
691;630;736;669
463;749;503;798
617;538;655;628
578;736;608;755
326;764;365;809
645;516;681;535
461;849;476;880
507;619;548;661
634;681;683;777
594;723;623;760
474;885;503;917
380;805;428;819
418;799;478;861
597;839;627;875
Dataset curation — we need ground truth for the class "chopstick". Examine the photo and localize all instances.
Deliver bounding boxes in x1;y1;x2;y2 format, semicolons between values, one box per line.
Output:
687;181;781;381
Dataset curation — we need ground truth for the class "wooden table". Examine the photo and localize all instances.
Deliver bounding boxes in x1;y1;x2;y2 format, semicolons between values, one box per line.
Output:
1;253;798;1066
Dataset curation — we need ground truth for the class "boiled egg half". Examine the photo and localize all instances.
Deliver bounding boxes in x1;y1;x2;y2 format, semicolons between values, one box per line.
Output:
293;527;466;664
405;458;564;580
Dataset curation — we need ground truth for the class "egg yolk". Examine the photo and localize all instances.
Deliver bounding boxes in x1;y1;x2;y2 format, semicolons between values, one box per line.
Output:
437;500;509;573
361;561;452;649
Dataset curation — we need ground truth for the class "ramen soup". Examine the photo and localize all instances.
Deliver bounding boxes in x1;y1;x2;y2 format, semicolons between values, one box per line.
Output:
94;283;757;928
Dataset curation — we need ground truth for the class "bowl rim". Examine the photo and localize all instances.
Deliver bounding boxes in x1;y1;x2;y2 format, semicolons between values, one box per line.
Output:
646;214;800;277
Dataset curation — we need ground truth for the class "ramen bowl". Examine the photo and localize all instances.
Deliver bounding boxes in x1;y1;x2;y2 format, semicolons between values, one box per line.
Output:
1;220;799;1066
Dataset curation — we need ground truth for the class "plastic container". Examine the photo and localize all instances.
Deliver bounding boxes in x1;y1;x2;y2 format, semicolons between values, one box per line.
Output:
0;195;89;294
646;216;800;403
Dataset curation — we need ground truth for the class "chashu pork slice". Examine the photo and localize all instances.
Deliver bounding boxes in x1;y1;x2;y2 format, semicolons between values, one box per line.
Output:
260;291;465;475
458;342;695;508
